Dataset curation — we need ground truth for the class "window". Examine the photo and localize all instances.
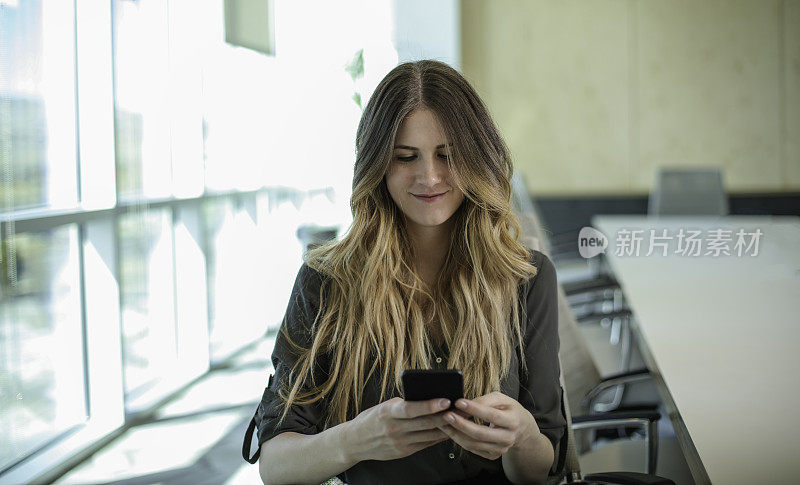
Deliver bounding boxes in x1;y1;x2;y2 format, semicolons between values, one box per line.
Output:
1;0;388;481
113;0;172;200
0;226;85;471
203;196;266;362
118;208;178;412
0;0;78;212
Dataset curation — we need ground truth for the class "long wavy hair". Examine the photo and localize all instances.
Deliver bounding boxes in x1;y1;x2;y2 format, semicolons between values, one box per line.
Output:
275;60;538;447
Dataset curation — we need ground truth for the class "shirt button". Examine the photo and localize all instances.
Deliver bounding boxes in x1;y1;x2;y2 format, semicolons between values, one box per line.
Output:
436;357;442;363
448;453;455;459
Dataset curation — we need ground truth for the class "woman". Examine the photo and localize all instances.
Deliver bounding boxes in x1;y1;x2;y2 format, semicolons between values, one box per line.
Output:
242;60;565;485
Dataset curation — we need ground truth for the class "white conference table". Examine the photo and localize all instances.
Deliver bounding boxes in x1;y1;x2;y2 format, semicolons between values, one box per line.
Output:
591;215;800;484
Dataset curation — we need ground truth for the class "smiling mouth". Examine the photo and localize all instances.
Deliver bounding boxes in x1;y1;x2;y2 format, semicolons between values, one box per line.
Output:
412;191;448;202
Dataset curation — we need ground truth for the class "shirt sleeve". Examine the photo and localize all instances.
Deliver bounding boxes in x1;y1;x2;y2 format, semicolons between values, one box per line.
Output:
518;249;567;452
253;263;330;448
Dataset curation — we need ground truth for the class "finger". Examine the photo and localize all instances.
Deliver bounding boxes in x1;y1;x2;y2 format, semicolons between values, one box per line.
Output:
443;410;514;445
402;412;452;432
453;399;514;428
437;424;505;460
453;409;472;421
452;409;477;426
396;398;451;419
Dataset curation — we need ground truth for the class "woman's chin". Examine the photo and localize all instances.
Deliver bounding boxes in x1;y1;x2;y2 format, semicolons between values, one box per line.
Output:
407;214;456;230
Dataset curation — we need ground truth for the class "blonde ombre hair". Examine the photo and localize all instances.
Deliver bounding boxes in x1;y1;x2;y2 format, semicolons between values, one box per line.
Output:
275;60;538;440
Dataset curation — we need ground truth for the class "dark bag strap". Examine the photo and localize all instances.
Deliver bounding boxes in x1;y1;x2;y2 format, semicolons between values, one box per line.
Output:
242;415;260;464
243;375;274;464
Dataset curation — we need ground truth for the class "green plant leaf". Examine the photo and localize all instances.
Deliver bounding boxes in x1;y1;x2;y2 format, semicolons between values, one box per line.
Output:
345;49;364;81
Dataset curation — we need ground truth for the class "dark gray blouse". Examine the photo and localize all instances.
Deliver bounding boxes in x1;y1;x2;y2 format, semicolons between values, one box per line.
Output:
244;249;566;484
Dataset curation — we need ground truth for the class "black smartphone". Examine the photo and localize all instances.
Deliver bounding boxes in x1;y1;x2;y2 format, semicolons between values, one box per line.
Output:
401;369;463;411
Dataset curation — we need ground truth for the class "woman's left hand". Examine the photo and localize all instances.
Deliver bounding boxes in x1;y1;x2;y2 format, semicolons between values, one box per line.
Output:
436;391;539;461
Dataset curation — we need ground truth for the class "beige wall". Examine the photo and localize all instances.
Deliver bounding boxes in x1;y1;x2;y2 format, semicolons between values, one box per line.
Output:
462;0;800;196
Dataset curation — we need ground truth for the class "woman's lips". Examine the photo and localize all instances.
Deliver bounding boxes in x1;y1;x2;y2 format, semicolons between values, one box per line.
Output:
412;191;447;203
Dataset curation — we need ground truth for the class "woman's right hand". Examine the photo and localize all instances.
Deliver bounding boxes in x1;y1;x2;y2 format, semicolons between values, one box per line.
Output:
344;397;453;462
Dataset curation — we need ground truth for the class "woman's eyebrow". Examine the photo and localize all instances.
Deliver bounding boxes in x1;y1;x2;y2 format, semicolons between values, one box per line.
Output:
393;143;454;150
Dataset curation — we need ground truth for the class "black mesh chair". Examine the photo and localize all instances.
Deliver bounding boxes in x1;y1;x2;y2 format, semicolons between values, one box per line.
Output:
550;374;675;485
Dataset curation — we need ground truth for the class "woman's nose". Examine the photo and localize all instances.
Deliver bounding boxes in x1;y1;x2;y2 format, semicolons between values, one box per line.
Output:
416;154;444;184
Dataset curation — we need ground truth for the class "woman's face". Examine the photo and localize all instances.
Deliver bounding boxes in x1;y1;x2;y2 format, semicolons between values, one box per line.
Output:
385;109;465;233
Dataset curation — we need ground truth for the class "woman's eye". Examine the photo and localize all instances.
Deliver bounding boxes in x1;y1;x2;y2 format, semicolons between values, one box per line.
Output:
394;154;450;162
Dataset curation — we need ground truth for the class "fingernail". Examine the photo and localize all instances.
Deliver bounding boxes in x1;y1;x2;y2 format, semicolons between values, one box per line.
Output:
457;400;467;409
439;399;450;408
446;413;455;423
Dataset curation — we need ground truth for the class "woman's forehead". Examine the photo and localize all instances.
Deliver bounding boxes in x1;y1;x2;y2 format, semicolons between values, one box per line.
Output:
395;109;451;148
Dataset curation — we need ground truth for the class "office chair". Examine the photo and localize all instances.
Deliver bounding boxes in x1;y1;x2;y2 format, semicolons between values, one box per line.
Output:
550;371;675;485
648;167;728;216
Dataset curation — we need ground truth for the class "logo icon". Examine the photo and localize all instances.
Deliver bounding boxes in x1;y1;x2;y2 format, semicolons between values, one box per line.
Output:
578;227;608;259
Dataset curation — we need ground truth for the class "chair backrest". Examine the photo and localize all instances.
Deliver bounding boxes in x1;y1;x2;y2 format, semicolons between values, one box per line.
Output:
510;172;556;253
510;171;538;215
648;167;728;216
560;369;584;482
545;368;582;484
